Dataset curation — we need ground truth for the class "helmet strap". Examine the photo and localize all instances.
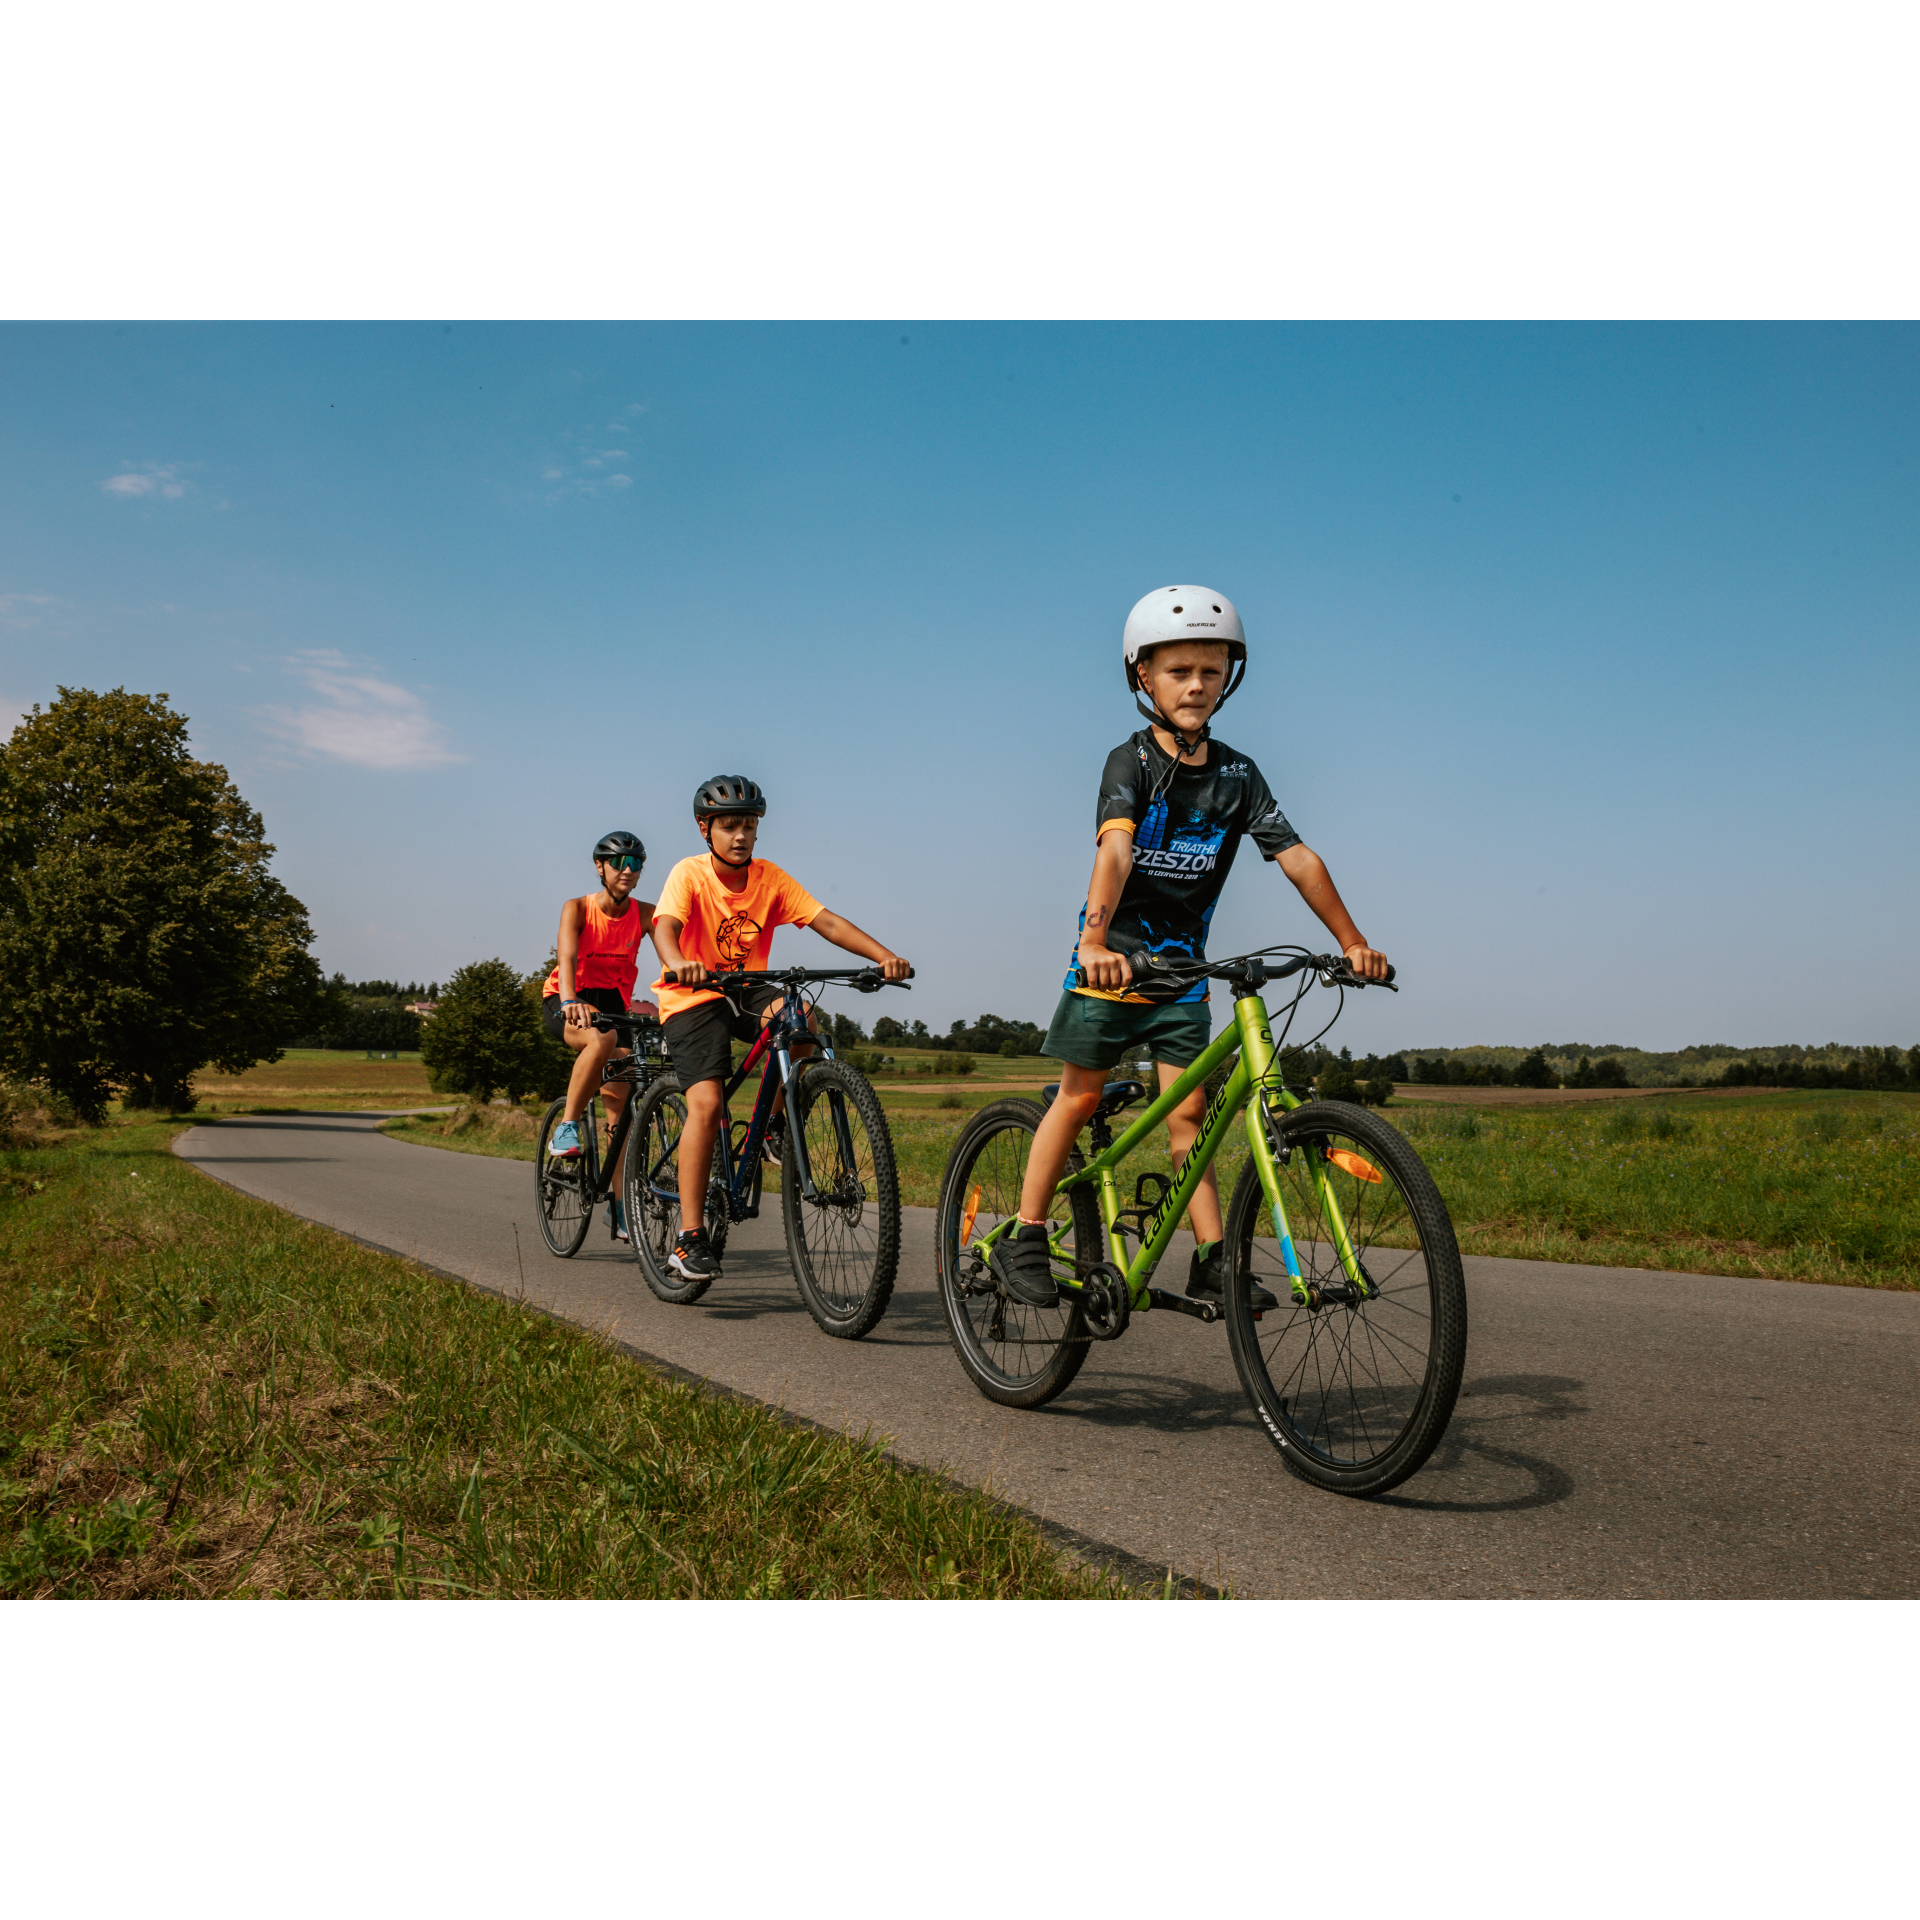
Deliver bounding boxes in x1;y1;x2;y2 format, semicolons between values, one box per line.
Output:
1130;653;1244;766
701;820;754;870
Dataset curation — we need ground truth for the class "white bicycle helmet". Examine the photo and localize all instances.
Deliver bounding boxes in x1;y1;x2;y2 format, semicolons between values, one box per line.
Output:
1121;584;1247;746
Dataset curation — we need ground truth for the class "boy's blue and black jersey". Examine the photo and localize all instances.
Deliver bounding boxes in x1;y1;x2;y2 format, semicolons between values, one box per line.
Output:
1064;729;1300;1004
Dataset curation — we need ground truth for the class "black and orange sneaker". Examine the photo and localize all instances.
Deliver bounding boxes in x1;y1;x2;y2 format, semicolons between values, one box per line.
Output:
668;1229;720;1281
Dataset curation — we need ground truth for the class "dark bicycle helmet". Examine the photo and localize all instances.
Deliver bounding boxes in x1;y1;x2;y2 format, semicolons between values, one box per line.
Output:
692;775;767;822
593;830;646;868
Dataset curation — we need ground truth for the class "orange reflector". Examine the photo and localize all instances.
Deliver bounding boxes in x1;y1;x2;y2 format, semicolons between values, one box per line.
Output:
960;1185;982;1246
1326;1149;1382;1183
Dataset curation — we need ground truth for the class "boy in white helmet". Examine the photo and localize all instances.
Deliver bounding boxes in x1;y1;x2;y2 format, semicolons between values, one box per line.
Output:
996;585;1391;1312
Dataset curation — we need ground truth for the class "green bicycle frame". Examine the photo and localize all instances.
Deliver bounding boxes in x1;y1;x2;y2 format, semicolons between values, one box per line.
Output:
975;993;1372;1310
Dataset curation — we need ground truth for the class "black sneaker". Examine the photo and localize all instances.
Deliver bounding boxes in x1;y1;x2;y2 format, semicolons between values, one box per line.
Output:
668;1230;720;1281
992;1221;1059;1308
762;1115;786;1169
1186;1240;1277;1311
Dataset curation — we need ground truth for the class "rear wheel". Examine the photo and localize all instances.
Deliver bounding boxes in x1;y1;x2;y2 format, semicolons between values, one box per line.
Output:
934;1098;1102;1409
533;1099;593;1257
783;1060;900;1339
1224;1100;1467;1496
624;1075;729;1304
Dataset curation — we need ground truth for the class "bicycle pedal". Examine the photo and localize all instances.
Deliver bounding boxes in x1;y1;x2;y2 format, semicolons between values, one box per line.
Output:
1147;1287;1221;1325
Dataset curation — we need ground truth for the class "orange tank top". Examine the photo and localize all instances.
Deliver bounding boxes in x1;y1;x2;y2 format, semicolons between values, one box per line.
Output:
544;896;648;1004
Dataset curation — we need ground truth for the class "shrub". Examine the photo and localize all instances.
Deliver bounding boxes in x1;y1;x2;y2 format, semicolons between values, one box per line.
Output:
948;1054;976;1077
420;960;556;1103
1361;1075;1396;1107
1513;1048;1558;1090
0;1077;76;1147
1315;1057;1361;1102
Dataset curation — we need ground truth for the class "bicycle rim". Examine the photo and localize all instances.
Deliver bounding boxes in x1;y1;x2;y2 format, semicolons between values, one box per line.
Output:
534;1100;593;1257
625;1080;711;1304
934;1100;1096;1408
1225;1102;1467;1496
784;1062;899;1337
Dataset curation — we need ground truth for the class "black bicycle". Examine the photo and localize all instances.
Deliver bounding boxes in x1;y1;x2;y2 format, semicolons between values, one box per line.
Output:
625;965;911;1338
532;1010;667;1256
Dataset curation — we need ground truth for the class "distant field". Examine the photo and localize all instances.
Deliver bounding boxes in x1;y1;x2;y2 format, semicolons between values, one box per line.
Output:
192;1051;437;1112
1388;1089;1920;1289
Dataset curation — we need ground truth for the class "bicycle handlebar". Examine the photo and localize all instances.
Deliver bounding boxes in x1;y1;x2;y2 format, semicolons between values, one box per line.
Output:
658;964;913;994
1071;948;1397;993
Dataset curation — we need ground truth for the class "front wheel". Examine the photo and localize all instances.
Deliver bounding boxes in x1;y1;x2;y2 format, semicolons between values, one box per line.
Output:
534;1099;593;1257
933;1098;1102;1409
783;1060;900;1339
1224;1100;1467;1497
624;1075;729;1304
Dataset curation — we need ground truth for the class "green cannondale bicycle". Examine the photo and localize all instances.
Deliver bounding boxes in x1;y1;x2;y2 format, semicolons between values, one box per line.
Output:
933;948;1467;1496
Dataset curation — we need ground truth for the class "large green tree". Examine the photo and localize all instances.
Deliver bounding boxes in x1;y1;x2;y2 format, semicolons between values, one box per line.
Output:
0;688;324;1118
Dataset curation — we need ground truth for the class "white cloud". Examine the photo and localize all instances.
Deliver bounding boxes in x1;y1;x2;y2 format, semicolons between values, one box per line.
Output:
0;592;56;630
102;463;189;499
257;650;461;770
598;448;628;460
605;473;633;488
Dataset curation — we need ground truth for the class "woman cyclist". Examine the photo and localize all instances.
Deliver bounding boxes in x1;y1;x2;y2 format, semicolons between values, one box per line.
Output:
541;831;661;1235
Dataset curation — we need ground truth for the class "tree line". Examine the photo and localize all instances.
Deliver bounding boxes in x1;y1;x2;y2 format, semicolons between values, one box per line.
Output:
9;689;1914;1117
286;975;441;1051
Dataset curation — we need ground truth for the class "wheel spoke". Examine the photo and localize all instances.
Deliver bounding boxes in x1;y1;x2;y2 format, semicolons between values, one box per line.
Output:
1228;1109;1465;1490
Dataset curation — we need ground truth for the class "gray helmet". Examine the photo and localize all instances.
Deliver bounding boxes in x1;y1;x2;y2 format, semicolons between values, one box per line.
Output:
693;775;767;822
592;830;646;868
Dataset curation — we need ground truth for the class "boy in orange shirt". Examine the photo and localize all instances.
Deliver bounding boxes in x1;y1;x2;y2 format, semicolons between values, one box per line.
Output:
652;774;909;1282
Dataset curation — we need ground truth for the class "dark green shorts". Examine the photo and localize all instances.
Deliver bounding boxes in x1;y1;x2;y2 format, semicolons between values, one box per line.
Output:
1041;992;1212;1073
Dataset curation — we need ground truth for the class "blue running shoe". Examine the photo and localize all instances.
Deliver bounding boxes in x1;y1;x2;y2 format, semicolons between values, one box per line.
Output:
610;1198;628;1241
548;1119;581;1158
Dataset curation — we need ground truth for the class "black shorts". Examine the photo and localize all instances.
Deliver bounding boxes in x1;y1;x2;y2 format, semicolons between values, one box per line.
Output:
661;980;787;1088
542;986;630;1042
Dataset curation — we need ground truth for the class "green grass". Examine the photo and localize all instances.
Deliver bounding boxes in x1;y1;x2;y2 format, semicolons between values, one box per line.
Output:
0;1118;1140;1598
383;1074;1920;1293
1386;1090;1920;1288
379;1105;541;1161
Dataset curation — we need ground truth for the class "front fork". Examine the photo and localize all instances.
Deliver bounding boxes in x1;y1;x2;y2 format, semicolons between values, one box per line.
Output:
1233;998;1373;1305
769;1037;857;1204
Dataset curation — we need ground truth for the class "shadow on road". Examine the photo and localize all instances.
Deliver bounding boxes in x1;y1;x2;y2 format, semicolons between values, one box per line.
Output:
1377;1373;1586;1513
1026;1364;1261;1436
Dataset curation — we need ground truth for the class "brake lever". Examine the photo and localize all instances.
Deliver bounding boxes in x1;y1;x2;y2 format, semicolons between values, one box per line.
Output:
1321;960;1399;991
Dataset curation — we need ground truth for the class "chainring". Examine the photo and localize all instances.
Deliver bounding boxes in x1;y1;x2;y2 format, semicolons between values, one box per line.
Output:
1078;1260;1132;1342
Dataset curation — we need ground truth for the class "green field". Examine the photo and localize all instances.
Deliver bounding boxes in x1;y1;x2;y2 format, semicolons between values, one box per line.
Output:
0;1116;1136;1598
1389;1090;1920;1288
401;1082;1918;1293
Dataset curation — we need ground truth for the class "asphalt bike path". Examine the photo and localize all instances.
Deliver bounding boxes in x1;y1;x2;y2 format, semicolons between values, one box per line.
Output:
176;1112;1919;1598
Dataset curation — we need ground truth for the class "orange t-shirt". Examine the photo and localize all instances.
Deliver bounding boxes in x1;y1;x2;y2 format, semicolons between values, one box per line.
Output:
652;856;824;1019
542;895;651;1004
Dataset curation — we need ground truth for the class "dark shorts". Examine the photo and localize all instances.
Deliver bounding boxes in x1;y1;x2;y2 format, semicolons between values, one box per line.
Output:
661;979;787;1088
1041;991;1212;1073
542;986;630;1042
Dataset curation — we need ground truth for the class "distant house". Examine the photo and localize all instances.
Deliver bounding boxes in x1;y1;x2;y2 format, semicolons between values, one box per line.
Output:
406;1001;439;1020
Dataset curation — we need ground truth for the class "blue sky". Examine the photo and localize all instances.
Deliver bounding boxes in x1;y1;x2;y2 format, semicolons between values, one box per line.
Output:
1;322;1914;1052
